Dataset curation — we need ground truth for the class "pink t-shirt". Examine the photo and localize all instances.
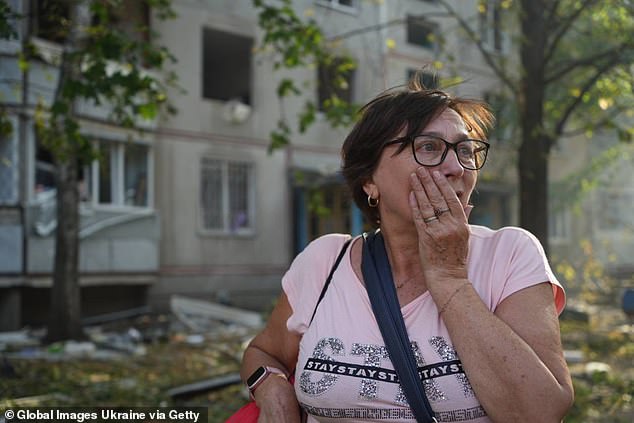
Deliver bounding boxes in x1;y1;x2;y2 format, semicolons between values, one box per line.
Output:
282;226;565;423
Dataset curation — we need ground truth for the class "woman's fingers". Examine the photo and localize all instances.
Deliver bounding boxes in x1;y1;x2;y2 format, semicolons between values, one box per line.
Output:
416;167;449;216
410;167;465;223
430;170;464;218
409;171;436;223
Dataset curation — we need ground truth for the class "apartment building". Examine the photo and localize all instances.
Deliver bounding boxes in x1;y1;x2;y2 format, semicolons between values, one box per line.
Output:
0;0;630;329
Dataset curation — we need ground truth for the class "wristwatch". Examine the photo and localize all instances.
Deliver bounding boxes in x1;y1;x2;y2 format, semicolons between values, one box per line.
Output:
246;366;287;399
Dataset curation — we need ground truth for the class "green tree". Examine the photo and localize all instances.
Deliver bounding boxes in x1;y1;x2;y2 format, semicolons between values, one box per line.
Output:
439;0;634;254
254;0;358;150
254;0;634;254
0;0;177;341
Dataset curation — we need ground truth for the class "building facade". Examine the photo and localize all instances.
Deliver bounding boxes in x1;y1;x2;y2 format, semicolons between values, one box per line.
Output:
0;0;631;329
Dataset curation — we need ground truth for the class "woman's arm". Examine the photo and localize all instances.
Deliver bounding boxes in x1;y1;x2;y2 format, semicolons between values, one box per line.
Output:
436;281;574;422
409;167;574;422
241;292;303;423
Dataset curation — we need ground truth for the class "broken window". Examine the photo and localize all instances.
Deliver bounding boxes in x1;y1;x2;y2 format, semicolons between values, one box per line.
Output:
202;28;253;104
107;0;150;44
406;15;437;49
31;0;71;43
317;57;354;111
200;158;254;234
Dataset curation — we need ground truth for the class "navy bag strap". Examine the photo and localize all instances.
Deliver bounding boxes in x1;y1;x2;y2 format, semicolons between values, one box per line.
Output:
309;237;352;325
362;231;437;423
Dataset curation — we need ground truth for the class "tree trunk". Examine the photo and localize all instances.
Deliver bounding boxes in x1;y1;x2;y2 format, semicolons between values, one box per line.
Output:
47;156;83;342
518;0;550;255
46;1;84;342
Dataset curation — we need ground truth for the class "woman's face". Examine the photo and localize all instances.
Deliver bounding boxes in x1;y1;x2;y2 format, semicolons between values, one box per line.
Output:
364;108;477;226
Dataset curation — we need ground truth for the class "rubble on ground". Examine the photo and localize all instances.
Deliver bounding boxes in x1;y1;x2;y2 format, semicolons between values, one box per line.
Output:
0;296;261;364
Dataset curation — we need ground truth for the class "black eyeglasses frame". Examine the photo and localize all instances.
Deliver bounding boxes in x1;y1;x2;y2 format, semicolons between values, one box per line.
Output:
383;134;490;170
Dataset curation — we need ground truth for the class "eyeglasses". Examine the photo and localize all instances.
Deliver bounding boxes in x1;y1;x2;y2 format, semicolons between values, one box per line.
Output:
384;134;490;170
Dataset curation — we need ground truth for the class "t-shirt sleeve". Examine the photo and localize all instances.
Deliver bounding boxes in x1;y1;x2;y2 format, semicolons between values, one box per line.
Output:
497;228;566;314
282;234;352;334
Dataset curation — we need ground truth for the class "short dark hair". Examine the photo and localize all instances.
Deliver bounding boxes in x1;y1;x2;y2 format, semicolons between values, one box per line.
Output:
341;76;494;226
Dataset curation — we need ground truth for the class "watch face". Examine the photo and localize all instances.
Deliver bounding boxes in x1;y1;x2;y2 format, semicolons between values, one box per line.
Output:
247;366;267;387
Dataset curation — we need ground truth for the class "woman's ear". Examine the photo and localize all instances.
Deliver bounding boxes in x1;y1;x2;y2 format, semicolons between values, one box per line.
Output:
363;179;378;200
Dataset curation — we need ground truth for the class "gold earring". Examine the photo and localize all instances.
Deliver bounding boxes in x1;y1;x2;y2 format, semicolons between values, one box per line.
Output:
367;195;379;207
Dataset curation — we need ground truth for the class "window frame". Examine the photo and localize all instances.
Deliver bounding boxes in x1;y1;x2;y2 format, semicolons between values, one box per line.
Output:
595;188;634;234
317;57;355;112
549;206;571;245
201;26;253;104
0;115;19;205
478;0;506;53
87;139;153;211
198;157;256;237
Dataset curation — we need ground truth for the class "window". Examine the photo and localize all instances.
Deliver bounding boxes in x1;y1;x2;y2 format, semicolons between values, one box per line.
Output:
549;207;571;242
124;144;148;207
483;91;510;142
31;0;70;43
479;0;503;52
105;0;150;44
94;141;150;208
4;0;22;40
406;15;438;49
598;190;634;231
200;158;255;234
317;57;355;111
407;69;438;89
202;28;253;104
0;126;18;205
32;0;149;44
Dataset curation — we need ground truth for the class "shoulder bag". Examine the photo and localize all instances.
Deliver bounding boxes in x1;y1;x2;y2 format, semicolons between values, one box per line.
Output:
361;230;438;423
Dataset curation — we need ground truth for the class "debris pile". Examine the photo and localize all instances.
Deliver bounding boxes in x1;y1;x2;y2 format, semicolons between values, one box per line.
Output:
0;296;263;407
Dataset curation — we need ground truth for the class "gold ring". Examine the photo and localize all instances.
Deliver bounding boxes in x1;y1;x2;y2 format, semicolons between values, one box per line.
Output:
423;215;439;223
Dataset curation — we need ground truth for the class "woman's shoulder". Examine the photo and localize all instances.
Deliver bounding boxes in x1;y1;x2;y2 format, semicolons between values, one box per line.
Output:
303;233;353;254
469;224;544;251
292;233;354;267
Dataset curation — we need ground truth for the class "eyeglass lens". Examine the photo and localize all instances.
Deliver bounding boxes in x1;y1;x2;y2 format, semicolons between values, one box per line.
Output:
413;136;488;169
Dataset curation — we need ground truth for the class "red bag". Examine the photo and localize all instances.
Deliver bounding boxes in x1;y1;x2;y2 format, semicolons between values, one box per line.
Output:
225;401;259;423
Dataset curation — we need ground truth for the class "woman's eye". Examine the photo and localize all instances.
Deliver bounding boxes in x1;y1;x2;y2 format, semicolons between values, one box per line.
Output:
416;139;442;152
458;146;474;156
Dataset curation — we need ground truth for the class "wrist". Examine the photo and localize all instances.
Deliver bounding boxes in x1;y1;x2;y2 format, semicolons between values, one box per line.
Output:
435;280;472;315
246;366;288;400
424;269;469;286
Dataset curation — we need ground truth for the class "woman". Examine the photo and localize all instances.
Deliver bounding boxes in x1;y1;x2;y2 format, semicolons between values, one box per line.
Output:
240;80;574;422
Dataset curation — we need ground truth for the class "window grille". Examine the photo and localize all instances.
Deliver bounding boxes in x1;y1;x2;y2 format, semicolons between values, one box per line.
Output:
200;158;254;234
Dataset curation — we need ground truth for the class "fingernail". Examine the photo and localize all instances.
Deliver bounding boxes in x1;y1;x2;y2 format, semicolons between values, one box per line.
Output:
432;170;441;179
